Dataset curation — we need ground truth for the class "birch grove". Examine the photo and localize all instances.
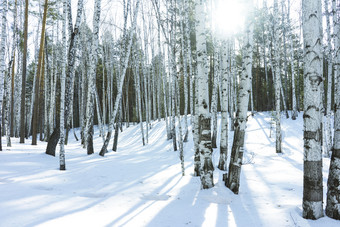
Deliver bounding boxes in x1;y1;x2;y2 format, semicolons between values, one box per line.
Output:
1;0;340;221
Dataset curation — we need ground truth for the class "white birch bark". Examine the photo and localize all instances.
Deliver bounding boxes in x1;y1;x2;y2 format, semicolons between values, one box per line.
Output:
226;0;254;194
133;48;145;146
0;0;8;150
169;0;177;152
59;0;67;170
323;0;334;156
4;53;12;147
85;0;101;155
218;40;229;171
183;0;194;124
273;0;282;153
302;0;324;219
195;0;214;189
180;1;189;143
288;0;298;120
332;0;339;107
211;39;219;149
175;72;185;176
326;0;340;220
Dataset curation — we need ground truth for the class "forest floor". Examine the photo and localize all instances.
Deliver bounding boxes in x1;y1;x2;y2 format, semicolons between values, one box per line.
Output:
0;112;339;227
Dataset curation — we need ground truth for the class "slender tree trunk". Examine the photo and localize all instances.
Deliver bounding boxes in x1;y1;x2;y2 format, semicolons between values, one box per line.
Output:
84;0;101;155
273;0;282;153
302;0;324;219
59;0;68;170
180;3;189;143
326;0;340;220
32;0;48;145
218;40;229;171
226;1;254;194
211;39;219;149
323;0;333;156
196;0;214;189
169;2;177;151
133;50;145;146
0;0;8;150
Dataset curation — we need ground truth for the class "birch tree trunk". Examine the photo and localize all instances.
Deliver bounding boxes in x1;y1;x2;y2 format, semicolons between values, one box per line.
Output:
32;0;48;145
326;0;340;220
84;0;101;155
4;49;12;147
211;39;219;149
0;0;8;150
169;0;177;152
218;40;229;171
195;0;214;189
332;0;339;109
288;0;298;120
59;0;67;170
273;0;282;153
133;50;145;145
226;1;254;194
302;0;324;219
324;0;333;156
180;2;189;143
10;0;18;138
65;0;83;143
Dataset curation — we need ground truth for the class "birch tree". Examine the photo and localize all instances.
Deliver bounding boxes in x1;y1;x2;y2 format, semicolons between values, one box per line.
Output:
225;0;254;194
218;40;229;171
302;0;324;219
323;0;333;156
273;0;282;153
59;0;67;170
0;0;8;151
32;0;48;145
45;0;83;156
84;0;102;155
326;0;340;220
195;0;214;189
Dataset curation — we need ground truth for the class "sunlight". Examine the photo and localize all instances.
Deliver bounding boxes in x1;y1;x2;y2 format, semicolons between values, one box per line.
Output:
214;0;246;36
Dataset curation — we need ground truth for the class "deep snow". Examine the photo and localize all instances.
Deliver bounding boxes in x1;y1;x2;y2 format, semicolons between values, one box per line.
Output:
0;112;339;227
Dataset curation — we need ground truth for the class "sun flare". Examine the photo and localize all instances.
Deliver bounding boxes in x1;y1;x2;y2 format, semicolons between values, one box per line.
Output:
214;0;246;36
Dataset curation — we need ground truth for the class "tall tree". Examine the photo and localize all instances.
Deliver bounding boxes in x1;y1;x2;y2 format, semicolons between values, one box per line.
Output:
225;0;254;194
326;0;340;220
302;0;324;219
32;0;48;145
84;0;102;155
59;0;68;170
324;0;334;156
218;40;229;171
273;0;282;153
195;0;214;189
0;0;8;151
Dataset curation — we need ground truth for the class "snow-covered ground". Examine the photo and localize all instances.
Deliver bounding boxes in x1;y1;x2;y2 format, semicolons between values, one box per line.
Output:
0;112;339;227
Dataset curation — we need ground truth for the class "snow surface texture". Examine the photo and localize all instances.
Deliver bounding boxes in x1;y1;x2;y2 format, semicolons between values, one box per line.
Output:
0;112;339;227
